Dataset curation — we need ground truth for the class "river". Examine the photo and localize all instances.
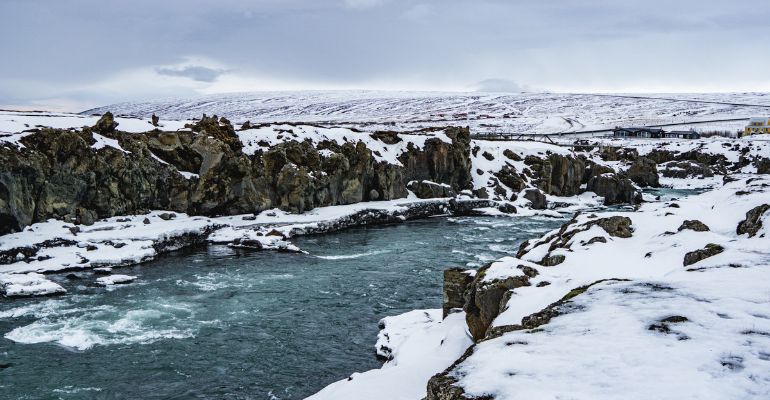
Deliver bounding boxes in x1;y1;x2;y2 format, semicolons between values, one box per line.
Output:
0;215;567;399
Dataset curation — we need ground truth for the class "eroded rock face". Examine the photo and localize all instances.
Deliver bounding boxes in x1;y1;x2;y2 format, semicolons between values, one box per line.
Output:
0;118;474;233
523;188;547;210
586;173;641;205
443;268;474;318
525;154;586;196
626;157;660;187
463;265;531;341
660;161;714;179
736;204;769;237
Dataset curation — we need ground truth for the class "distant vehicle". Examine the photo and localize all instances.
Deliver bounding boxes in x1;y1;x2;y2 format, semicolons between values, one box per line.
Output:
744;117;770;136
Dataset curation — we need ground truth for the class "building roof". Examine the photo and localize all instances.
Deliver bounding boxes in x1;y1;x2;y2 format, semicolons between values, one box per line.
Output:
748;117;769;123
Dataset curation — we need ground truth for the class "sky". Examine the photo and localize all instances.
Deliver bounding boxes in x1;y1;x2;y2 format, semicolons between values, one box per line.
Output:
1;0;769;112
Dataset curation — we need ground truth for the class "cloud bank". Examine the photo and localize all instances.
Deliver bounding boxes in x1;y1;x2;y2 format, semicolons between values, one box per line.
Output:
0;0;768;111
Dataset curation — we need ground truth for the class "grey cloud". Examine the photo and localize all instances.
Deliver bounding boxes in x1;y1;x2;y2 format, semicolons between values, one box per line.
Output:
0;0;768;110
156;66;229;82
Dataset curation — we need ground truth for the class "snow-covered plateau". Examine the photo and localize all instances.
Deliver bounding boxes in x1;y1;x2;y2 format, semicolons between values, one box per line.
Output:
83;90;770;135
1;102;770;399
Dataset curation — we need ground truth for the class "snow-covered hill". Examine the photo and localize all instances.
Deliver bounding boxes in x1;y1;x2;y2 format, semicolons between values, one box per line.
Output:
84;91;770;135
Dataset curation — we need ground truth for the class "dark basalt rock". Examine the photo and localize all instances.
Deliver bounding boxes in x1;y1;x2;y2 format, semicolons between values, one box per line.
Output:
683;243;724;266
736;204;769;237
660;160;713;179
586;173;641;205
528;154;586;197
502;149;521;161
493;165;526;194
626;157;660;187
523;188;547;210
407;180;457;199
757;158;770;174
92;112;118;134
463;264;532;341
678;220;710;232
443;268;474;318
0;120;474;233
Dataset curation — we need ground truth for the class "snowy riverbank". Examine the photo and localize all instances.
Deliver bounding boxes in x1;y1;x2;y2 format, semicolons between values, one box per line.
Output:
306;174;770;400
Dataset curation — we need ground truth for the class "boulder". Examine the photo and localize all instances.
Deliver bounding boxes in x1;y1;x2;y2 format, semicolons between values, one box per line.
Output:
592;216;633;238
683;243;724;266
523;188;547;210
756;158;770;174
407;180;457;199
736;204;769;237
92;112;118;134
626;157;660;187
678;220;710;232
586;173;640;205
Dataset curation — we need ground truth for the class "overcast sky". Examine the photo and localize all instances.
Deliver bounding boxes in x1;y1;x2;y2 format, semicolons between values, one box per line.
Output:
1;0;768;111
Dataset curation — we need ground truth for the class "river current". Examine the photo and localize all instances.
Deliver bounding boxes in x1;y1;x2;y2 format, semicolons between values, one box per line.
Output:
0;215;567;399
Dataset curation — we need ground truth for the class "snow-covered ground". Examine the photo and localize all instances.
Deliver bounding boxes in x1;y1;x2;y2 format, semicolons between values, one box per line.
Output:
0;110;189;135
308;310;472;400
311;175;770;400
84;91;770;135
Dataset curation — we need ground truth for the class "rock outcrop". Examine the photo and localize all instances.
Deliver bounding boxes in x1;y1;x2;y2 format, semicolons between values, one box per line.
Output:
408;180;457;199
678;220;710;232
522;188;547;210
683;243;724;266
736;204;769;237
463;264;532;341
0;117;474;234
525;154;585;196
443;268;474;318
626;157;660;187
586;173;641;205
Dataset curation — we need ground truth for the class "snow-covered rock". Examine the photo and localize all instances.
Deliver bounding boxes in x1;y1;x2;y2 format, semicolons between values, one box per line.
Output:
95;274;137;286
0;272;65;297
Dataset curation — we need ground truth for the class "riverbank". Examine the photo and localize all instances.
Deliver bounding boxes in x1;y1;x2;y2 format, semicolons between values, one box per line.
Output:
306;174;770;400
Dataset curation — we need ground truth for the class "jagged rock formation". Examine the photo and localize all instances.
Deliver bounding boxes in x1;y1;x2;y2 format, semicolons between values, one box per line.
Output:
463;264;535;341
443;268;474;318
0;116;473;234
524;154;585;196
736;204;769;237
626;157;660;187
586;173;641;205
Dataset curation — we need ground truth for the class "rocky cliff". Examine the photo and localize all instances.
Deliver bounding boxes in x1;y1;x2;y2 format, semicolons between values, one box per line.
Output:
0;114;473;235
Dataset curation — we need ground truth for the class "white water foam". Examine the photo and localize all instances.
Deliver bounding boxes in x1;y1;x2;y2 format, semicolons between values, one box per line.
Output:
4;305;198;350
314;250;389;260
